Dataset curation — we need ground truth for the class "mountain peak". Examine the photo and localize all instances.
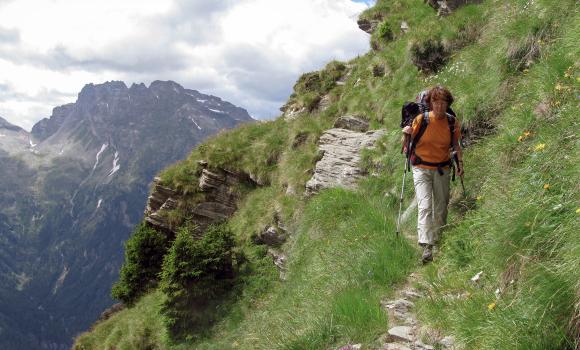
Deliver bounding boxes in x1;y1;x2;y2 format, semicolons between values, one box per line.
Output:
77;81;129;104
0;116;25;132
149;80;184;94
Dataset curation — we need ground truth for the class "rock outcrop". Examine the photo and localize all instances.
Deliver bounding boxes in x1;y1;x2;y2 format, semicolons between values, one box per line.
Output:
305;116;385;196
253;209;289;247
333;115;369;132
144;177;179;233
425;0;483;16
144;164;258;235
357;17;382;34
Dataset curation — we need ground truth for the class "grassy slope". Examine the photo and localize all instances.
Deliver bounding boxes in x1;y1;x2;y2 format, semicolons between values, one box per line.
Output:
74;0;579;349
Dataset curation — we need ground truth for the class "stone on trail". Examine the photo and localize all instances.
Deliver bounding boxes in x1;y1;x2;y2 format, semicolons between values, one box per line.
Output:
387;326;414;342
401;288;423;299
383;343;412;350
414;340;435;350
438;335;456;349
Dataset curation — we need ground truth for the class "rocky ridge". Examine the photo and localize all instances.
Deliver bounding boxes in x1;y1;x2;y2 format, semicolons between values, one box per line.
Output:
0;80;255;350
144;163;258;236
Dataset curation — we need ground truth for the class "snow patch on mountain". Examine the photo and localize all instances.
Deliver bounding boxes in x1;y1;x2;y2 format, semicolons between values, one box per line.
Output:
189;116;202;130
93;144;109;170
108;151;120;177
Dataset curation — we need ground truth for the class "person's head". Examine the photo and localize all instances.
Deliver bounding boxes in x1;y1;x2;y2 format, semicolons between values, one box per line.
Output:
426;85;454;115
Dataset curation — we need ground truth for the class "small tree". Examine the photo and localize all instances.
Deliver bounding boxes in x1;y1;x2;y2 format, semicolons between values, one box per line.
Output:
111;222;170;305
160;222;236;341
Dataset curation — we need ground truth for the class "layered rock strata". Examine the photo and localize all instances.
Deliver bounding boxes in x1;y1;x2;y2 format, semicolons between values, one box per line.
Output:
305;116;385;196
145;165;257;235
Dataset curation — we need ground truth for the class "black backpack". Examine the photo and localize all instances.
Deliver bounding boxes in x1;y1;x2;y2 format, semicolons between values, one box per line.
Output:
401;90;458;176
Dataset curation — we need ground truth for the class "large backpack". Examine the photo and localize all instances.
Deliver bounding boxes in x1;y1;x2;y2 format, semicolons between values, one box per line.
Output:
400;90;456;128
401;90;458;177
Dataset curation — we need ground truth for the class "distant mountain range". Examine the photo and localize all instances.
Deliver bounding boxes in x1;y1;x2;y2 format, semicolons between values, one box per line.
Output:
0;80;254;350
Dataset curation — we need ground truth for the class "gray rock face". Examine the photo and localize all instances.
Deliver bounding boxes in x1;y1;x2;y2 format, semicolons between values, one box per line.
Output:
305;125;386;196
267;248;288;280
255;225;286;246
388;326;414;342
144;177;179;233
333;115;369;132
357;18;382;34
253;209;289;247
425;0;483;16
30;103;75;141
145;165;257;236
195;167;253;224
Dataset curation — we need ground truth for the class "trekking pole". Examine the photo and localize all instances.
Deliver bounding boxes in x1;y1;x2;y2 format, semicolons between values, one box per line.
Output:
396;135;411;237
452;151;466;197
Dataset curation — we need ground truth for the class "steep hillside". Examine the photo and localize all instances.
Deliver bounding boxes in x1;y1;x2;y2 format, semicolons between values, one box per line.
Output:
74;0;579;349
0;81;253;350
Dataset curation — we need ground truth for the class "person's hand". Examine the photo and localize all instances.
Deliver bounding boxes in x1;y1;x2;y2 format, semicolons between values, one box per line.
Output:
402;126;412;135
457;162;464;177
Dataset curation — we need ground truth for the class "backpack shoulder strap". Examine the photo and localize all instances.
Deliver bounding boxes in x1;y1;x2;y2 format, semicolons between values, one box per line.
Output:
446;113;456;149
411;111;430;150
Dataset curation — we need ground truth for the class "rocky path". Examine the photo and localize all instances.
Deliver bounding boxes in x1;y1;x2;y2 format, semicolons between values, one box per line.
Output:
378;273;456;350
338;270;456;350
338;200;457;350
304;115;458;350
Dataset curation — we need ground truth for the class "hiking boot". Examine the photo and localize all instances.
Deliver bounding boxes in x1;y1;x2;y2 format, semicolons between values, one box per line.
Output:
421;245;433;264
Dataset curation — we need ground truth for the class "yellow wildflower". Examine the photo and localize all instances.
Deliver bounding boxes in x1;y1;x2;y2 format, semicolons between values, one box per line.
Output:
543;183;550;190
523;131;531;137
518;135;524;142
576;208;580;214
534;143;546;151
476;196;483;201
488;302;496;311
576;77;580;82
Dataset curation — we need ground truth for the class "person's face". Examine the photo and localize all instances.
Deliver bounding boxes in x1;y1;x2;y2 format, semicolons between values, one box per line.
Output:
431;98;448;115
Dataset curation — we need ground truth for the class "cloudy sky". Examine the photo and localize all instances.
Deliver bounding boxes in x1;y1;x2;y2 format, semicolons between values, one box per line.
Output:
0;0;375;131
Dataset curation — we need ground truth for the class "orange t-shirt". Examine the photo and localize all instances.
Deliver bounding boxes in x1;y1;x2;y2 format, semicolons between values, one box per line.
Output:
411;111;461;170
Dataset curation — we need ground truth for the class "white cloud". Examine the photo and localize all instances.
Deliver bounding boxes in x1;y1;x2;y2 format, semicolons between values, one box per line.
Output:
0;0;371;130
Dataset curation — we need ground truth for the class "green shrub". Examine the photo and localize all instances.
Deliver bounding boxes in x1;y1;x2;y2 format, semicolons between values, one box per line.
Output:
294;71;322;94
111;222;170;306
160;222;237;341
410;36;449;73
371;20;395;51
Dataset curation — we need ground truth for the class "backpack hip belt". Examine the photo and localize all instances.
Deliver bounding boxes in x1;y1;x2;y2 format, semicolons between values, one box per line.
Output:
410;155;452;175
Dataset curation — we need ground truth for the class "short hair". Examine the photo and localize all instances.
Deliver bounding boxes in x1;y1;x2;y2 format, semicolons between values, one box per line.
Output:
426;85;454;108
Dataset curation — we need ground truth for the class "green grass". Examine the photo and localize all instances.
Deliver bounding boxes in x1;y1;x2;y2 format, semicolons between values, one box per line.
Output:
74;0;579;349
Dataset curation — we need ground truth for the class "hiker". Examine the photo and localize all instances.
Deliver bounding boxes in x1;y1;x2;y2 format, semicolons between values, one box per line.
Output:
402;85;463;263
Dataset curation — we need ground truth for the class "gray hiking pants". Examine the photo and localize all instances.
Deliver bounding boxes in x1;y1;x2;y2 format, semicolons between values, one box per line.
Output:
412;166;451;245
